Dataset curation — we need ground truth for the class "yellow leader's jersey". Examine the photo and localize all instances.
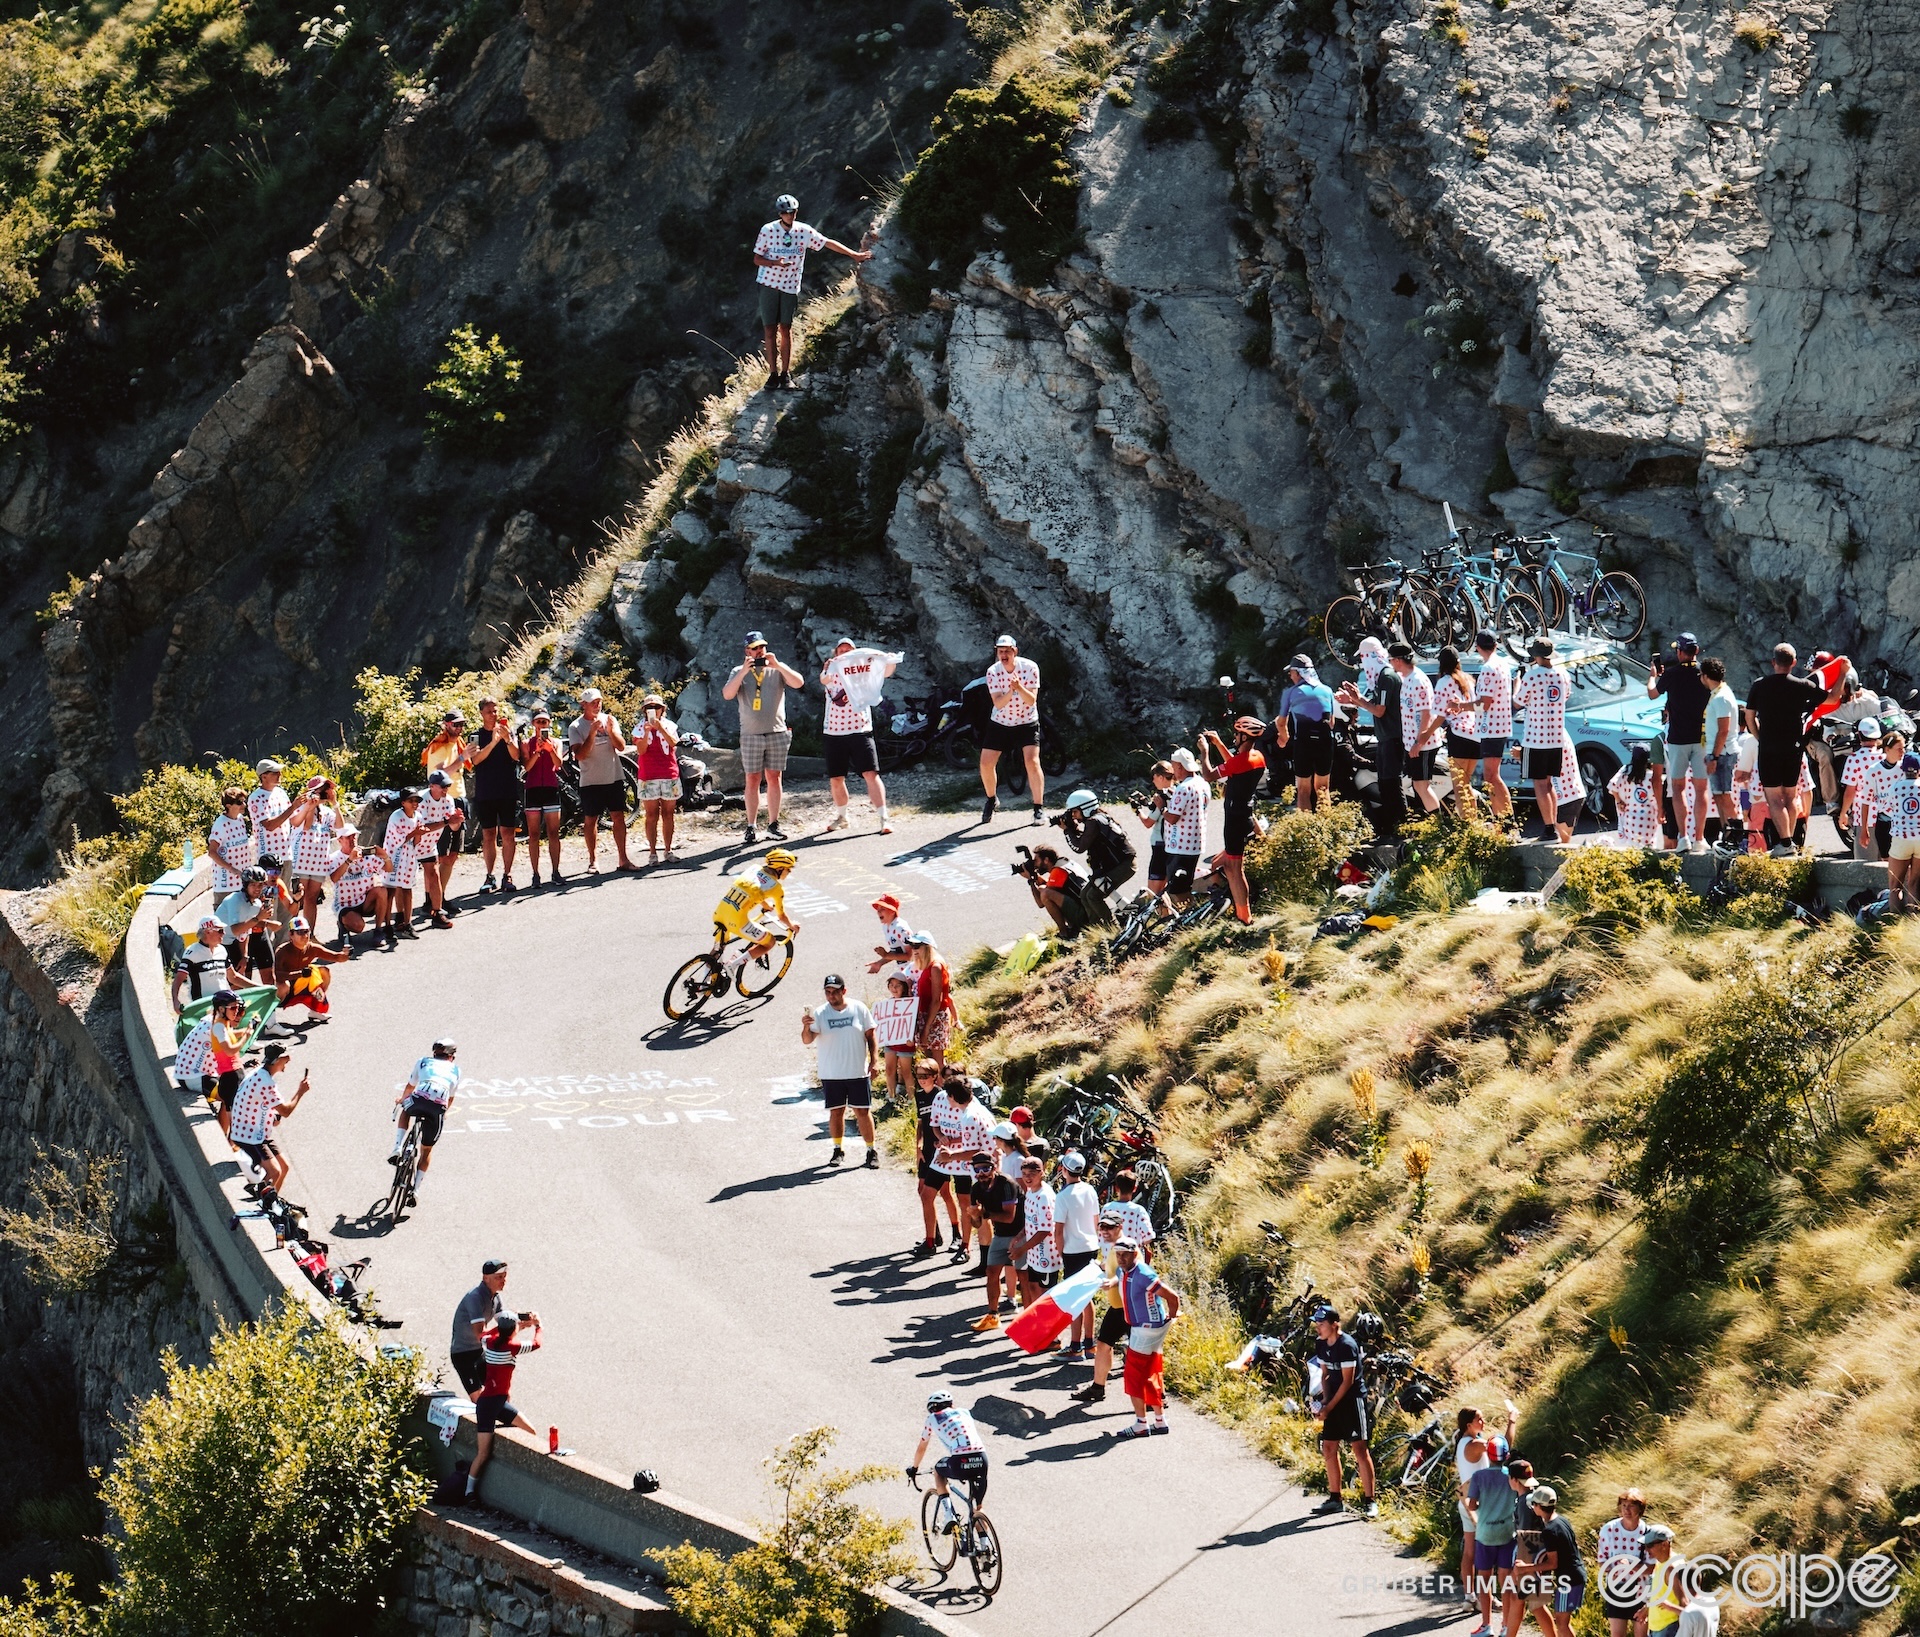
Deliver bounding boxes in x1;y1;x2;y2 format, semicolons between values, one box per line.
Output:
713;867;788;936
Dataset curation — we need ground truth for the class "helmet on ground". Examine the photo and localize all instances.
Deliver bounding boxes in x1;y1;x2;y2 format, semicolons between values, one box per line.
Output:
1064;789;1099;814
764;848;797;873
433;1037;457;1057
926;1389;953;1412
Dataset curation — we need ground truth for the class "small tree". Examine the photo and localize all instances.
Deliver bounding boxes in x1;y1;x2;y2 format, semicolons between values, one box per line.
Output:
661;1426;911;1637
423;325;523;450
101;1303;429;1637
340;666;479;791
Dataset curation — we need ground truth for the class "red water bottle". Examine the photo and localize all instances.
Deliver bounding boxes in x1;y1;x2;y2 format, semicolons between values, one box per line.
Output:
548;1426;559;1454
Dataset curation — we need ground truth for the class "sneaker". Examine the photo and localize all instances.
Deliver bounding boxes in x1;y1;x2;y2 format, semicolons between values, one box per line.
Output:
1031;804;1044;824
824;812;849;832
1071;1383;1106;1403
381;933;398;951
1314;1495;1345;1514
948;1245;969;1264
828;1148;844;1166
880;817;894;834
527;873;541;888
263;1020;294;1037
766;822;788;841
396;923;420;940
481;874;498;893
970;1313;1001;1332
1689;839;1709;855
1363;1499;1379;1519
499;878;516;894
431;912;453;929
863;1148;879;1169
443;901;463;915
743;825;758;845
982;796;997;823
910;1240;936;1259
550;869;566;883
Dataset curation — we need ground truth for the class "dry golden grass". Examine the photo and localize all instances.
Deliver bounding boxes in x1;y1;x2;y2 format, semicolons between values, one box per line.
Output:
958;906;1920;1595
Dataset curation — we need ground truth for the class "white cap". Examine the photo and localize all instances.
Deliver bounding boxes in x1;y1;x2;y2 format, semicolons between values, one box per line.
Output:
257;758;283;774
994;634;1017;649
1171;747;1199;771
580;688;603;703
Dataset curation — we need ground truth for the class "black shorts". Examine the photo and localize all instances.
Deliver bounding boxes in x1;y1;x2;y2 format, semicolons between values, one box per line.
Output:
1097;1306;1130;1348
401;1094;448;1148
935;1449;989;1506
1147;843;1170;882
475;1395;520;1433
1290;723;1334;777
1062;1249;1097;1277
447;1343;483;1389
820;1076;871;1111
245;930;275;974
1320;1395;1370;1445
1480;736;1510;761
472;795;519;831
983;719;1039;754
1446;731;1482;762
1407;749;1437;781
579;781;625;818
1162;853;1198;893
1523;745;1564;781
1222;808;1257;857
1756;744;1803;789
218;1068;242;1110
823;733;879;778
235;1137;279;1171
437;800;468;856
918;1161;950;1189
451;1349;487;1396
1601;1599;1647;1622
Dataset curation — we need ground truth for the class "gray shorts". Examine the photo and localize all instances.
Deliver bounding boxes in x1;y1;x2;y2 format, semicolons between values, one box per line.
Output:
741;732;792;776
986;1234;1014;1268
757;286;800;328
1665;741;1709;780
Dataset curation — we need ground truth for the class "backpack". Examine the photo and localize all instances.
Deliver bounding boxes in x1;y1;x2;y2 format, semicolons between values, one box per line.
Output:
431;1462;471;1506
158;922;186;985
1081;812;1137;885
352;791;405;851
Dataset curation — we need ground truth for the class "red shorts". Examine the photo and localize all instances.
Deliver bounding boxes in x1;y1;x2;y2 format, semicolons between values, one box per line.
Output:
1122;1347;1165;1409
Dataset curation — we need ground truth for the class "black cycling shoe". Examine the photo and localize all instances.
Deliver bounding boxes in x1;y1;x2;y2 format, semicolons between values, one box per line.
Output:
863;1148;879;1169
981;796;997;824
910;1240;936;1259
827;1148;844;1166
1071;1383;1106;1403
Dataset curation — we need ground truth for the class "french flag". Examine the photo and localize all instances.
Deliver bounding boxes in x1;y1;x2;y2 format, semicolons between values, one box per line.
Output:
1006;1262;1108;1354
1806;653;1850;724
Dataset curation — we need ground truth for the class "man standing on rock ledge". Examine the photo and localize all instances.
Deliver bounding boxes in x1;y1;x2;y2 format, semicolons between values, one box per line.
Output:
753;193;872;392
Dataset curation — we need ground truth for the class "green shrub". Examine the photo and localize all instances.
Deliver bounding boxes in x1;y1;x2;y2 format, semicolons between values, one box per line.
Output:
340;666;480;791
896;72;1085;286
1388;813;1518;913
661;1427;911;1637
1724;850;1814;904
0;1576;91;1636
1244;799;1375;905
423;325;525;450
1556;847;1685;930
101;1303;430;1637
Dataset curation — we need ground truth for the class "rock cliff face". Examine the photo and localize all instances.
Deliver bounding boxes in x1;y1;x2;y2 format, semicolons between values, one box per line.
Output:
8;0;1918;851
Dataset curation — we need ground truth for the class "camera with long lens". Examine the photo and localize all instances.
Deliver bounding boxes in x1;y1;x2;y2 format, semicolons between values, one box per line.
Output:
1010;844;1040;879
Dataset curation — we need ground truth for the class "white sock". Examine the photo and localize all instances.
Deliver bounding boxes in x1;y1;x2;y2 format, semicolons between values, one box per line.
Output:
411;1169;426;1192
465;1474;476;1495
389;1127;406;1155
835;804;849;822
877;807;889;823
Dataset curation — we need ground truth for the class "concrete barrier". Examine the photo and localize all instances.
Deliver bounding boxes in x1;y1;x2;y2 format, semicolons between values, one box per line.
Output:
1507;841;1888;907
124;864;970;1637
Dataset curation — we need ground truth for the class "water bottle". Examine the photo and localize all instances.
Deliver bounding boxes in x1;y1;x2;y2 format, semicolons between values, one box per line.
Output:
548;1426;559;1454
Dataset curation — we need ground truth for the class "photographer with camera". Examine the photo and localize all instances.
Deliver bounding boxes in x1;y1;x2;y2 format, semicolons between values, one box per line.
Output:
1053;790;1136;897
1198;718;1268;925
722;632;804;843
1016;843;1111;937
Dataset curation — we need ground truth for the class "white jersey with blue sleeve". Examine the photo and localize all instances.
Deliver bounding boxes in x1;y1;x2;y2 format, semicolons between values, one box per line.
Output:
408;1056;462;1105
923;1406;983;1456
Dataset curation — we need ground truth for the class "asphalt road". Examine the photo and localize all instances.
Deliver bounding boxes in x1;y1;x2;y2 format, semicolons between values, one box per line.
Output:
181;808;1472;1636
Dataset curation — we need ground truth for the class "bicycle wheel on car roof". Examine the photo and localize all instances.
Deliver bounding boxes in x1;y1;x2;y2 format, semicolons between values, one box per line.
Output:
1495;591;1546;660
1588;571;1646;643
1324;596;1371;669
1500;566;1565;631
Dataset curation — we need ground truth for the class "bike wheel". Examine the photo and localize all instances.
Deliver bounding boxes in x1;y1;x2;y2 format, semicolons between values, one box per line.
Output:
735;934;794;998
1323;597;1370;669
1588;571;1646;642
921;1490;959;1574
664;954;723;1021
1403;577;1455;659
1495;591;1545;660
387;1136;417;1221
1132;1158;1178;1234
941;730;977;771
1499;567;1564;630
968;1513;1003;1597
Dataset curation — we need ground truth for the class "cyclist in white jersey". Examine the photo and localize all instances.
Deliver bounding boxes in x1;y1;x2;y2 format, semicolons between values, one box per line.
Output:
388;1038;461;1204
908;1389;990;1516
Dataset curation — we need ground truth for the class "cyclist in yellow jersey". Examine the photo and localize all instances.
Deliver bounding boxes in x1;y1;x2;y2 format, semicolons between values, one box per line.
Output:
713;849;800;968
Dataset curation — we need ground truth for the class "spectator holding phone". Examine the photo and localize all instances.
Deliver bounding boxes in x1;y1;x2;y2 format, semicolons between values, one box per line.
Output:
722;633;803;843
519;708;564;886
469;699;522;893
228;1045;310;1197
569;688;636;872
634;693;681;863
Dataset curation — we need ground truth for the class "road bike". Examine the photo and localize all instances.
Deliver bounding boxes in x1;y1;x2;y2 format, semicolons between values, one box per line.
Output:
1495;527;1646;643
909;1468;1002;1597
1043;1073;1179;1232
1414;542;1546;658
662;927;797;1021
1378;1409;1458;1496
1220;1221;1294;1335
387;1122;421;1222
1323;560;1452;667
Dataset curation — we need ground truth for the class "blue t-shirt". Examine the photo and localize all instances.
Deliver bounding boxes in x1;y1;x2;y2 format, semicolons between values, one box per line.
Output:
1468;1467;1518;1546
1118;1265;1168;1326
1281;681;1335;725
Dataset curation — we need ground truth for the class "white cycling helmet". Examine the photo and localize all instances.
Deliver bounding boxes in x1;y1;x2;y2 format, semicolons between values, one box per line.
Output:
926;1389;954;1412
432;1037;457;1057
1063;789;1099;813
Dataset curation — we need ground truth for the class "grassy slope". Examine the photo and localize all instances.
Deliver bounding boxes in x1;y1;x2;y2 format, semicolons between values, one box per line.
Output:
952;832;1920;1623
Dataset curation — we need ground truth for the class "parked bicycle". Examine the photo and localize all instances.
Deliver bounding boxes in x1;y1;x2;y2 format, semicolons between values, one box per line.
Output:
1324;559;1452;667
1043;1073;1178;1233
1496;526;1646;643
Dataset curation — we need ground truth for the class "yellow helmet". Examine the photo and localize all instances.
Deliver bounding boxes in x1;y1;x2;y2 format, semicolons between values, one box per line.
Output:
764;848;798;874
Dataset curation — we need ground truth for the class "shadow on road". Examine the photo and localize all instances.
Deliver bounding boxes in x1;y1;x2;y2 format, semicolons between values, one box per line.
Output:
640;996;776;1052
1002;1425;1129;1465
707;1164;862;1203
890;1574;991;1617
1195;1508;1318;1552
327;1203;400;1240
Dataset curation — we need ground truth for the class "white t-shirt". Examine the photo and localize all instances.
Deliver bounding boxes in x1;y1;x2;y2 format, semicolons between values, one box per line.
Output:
1055;1179;1100;1254
175;940;231;1003
823;649;899;731
1399;667;1438;752
229;1067;283;1146
872;994;919;1050
1734;729;1759;777
929;1092;991;1177
1474;655;1514;738
174;1015;217;1083
1513;664;1570;749
1704;683;1739;755
1609;769;1661;847
811;1001;875;1081
1021;1184;1061;1273
1887;775;1920;841
754;219;828;293
247;784;290;843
